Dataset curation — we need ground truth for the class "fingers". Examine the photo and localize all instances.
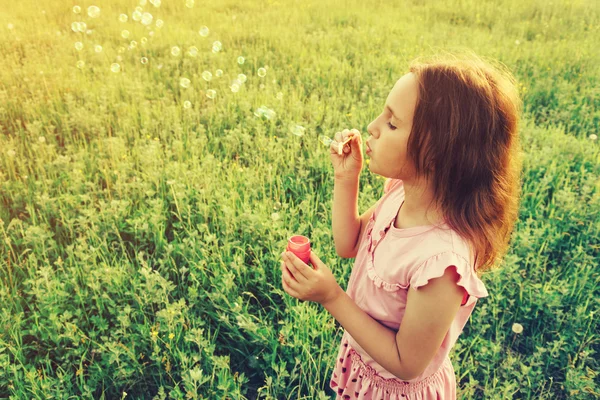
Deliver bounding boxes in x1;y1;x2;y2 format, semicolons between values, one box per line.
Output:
308;250;321;269
350;129;361;144
281;261;303;299
281;252;310;280
334;129;349;143
281;261;298;287
330;131;343;154
282;275;301;298
331;129;358;155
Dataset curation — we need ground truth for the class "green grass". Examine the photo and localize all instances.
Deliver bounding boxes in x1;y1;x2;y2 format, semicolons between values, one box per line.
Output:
0;0;599;398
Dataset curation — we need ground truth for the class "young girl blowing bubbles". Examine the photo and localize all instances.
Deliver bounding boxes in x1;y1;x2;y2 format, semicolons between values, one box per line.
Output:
280;52;523;399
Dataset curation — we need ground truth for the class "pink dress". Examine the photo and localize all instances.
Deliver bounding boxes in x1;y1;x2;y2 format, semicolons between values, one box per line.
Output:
329;178;489;399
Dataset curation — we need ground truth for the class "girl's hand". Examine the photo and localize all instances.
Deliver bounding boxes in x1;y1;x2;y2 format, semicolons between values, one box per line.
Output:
280;250;343;306
330;128;363;181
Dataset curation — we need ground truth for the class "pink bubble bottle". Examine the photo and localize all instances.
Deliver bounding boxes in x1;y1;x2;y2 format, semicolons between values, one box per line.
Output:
287;235;312;266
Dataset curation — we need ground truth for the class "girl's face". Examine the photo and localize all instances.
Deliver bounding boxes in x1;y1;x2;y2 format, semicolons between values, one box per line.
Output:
366;72;419;182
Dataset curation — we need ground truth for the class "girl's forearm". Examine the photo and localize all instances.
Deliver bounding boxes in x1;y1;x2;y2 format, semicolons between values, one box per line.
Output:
323;289;410;381
332;176;361;257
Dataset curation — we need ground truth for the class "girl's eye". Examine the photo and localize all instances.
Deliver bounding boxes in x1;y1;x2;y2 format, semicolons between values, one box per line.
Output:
387;122;397;130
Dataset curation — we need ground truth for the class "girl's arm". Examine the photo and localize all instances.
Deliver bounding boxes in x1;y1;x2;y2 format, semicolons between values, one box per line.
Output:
332;176;361;257
323;266;464;381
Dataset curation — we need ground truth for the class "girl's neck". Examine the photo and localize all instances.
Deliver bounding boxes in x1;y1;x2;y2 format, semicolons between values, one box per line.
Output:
395;178;445;229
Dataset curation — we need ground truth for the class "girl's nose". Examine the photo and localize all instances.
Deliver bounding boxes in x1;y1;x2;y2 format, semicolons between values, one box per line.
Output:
367;122;377;138
366;122;374;136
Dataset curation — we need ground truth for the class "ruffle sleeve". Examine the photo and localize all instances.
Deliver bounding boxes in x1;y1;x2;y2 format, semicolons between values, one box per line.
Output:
409;251;489;306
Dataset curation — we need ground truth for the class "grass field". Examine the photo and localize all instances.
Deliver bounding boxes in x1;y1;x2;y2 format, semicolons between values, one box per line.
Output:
0;0;599;398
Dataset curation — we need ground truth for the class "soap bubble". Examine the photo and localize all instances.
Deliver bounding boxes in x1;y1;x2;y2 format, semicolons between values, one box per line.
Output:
212;41;222;52
254;106;268;117
95;45;103;53
71;21;87;33
119;14;128;22
111;63;121;73
257;67;267;77
237;73;247;83
202;71;212;81
199;26;209;37
180;77;191;88
237;56;245;64
86;30;93;35
73;5;81;14
87;6;100;18
76;60;85;69
276;92;283;100
290;124;306;137
130;40;137;48
231;81;240;93
74;42;83;51
141;57;148;64
171;46;181;56
264;109;276;120
215;69;223;77
206;89;216;99
183;100;192;109
319;135;333;146
155;19;164;28
150;0;161;6
118;46;126;53
141;12;153;26
121;30;130;38
140;0;147;5
255;106;276;119
185;0;194;8
132;11;142;21
188;46;198;57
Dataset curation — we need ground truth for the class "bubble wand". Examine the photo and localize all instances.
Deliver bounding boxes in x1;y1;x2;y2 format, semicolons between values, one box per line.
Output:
319;135;354;155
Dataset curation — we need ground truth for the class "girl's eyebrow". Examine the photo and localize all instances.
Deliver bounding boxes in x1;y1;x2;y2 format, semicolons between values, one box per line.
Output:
385;104;401;121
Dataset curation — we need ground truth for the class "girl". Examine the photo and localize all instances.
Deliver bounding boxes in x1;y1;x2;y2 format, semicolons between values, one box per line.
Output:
280;52;522;399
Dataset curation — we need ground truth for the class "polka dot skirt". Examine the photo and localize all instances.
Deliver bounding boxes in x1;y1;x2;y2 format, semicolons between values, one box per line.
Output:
329;336;457;399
